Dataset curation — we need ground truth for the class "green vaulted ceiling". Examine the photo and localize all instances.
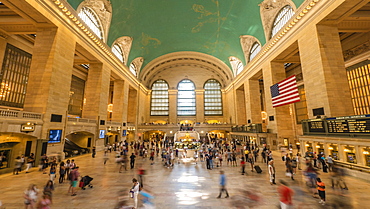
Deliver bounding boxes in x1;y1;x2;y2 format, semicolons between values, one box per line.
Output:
68;0;305;72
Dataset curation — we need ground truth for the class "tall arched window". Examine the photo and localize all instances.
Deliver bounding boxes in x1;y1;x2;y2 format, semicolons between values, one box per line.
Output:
129;63;137;76
229;57;244;75
177;79;196;116
151;80;169;116
271;5;294;38
78;7;104;40
249;42;261;62
204;79;222;115
112;44;124;63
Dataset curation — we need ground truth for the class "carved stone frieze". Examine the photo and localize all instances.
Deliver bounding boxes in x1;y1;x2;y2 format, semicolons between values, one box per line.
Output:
240;35;260;63
114;36;133;65
78;0;112;42
132;57;144;76
343;41;370;61
259;0;296;41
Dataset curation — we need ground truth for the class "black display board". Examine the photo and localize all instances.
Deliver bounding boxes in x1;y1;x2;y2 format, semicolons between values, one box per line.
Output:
327;118;370;133
307;121;326;132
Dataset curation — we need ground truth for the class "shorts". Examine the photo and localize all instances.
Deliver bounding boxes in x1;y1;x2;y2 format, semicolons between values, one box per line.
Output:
71;181;78;187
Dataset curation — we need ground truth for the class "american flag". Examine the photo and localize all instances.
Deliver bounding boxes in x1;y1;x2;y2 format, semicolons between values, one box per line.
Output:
270;75;300;108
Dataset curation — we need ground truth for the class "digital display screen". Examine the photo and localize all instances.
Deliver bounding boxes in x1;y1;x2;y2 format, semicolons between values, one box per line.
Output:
48;129;62;143
99;130;105;139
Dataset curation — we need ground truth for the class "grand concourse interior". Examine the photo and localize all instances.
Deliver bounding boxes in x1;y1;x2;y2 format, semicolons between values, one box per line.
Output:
0;0;370;206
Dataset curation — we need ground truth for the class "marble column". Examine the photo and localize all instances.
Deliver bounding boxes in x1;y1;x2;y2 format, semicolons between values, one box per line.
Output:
299;24;353;118
244;79;262;124
262;61;295;145
168;90;178;124
195;89;204;123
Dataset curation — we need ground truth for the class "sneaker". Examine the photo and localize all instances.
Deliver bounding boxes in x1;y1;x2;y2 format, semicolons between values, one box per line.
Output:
225;195;229;198
216;196;221;199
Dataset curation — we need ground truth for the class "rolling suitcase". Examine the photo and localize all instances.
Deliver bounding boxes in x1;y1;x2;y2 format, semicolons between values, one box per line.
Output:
254;165;262;173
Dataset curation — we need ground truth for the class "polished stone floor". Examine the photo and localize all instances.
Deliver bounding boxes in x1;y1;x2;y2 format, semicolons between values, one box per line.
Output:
0;150;369;209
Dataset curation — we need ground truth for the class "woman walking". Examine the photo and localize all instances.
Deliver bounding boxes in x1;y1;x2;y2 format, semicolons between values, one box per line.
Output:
59;161;66;183
24;184;38;209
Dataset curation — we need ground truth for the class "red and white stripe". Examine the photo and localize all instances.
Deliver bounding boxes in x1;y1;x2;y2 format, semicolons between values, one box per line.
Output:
272;75;300;107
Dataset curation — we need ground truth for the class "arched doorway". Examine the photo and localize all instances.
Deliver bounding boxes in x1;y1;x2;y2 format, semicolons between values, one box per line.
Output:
64;131;94;157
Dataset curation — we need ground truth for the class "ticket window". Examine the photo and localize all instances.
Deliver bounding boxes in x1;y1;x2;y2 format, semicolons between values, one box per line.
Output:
0;149;11;169
331;151;339;160
346;153;357;164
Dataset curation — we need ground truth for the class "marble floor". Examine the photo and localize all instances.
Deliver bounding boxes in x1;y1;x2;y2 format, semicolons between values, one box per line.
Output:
0;150;369;209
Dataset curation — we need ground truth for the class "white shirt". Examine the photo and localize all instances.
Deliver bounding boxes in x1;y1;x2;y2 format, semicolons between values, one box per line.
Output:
132;182;140;193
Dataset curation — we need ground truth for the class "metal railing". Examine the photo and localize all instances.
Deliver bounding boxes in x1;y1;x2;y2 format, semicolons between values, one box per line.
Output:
334;160;370;173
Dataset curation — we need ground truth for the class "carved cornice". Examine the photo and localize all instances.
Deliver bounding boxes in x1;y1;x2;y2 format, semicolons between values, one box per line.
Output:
343;41;370;61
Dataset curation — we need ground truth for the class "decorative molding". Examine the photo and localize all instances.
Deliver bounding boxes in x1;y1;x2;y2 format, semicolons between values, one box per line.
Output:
240;35;261;63
77;0;112;43
132;57;144;76
112;36;133;65
343;41;370;61
259;0;297;41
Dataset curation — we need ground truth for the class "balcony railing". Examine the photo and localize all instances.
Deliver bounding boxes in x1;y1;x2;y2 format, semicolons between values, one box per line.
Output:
0;109;43;120
67;117;96;124
231;124;263;133
334;160;370;173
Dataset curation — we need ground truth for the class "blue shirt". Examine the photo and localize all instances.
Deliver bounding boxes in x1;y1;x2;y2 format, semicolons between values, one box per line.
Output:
220;174;226;186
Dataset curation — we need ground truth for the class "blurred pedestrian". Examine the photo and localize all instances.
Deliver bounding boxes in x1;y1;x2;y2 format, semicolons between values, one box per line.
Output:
59;161;66;183
92;146;96;158
240;157;246;175
131;178;140;209
217;170;229;198
25;153;35;173
36;194;52;209
49;164;56;183
43;180;54;197
316;178;326;205
13;156;22;175
24;184;38;209
130;153;136;169
268;160;276;185
277;180;294;209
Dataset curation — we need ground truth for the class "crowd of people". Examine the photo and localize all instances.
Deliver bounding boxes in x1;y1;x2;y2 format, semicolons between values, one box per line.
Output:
7;137;354;209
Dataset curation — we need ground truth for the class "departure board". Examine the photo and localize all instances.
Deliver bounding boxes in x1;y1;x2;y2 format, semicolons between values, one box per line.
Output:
327;118;370;133
307;121;326;132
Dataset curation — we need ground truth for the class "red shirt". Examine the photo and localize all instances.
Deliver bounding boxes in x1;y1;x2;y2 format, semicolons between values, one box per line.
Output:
278;185;293;205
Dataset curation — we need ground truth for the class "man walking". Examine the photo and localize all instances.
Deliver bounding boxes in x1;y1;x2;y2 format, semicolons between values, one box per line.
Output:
130;153;136;169
217;170;229;198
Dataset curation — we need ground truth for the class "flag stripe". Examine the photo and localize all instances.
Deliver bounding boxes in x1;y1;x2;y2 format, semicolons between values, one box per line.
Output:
270;75;300;108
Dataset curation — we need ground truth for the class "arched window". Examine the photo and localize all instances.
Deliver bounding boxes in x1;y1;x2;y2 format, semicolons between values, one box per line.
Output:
78;7;103;40
151;80;169;116
204;79;222;115
177;79;196;116
229;57;244;75
129;63;137;76
271;5;294;38
249;42;261;62
112;44;124;63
